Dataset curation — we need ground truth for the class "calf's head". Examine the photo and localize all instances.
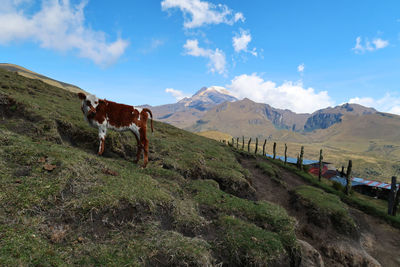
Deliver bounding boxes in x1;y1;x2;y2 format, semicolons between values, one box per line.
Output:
78;92;101;117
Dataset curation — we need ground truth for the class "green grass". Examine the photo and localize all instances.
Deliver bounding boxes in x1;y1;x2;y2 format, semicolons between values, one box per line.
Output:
256;161;280;178
295;186;349;215
216;215;288;266
294;185;357;234
0;223;64;266
189;180;297;249
0;68;301;265
255;161;288;187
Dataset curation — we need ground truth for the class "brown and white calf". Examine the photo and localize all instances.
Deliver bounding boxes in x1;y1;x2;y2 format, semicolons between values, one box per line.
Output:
78;92;153;168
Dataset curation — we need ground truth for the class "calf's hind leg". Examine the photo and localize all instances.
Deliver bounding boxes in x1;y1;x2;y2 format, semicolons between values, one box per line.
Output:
98;127;107;156
135;140;142;164
142;137;149;168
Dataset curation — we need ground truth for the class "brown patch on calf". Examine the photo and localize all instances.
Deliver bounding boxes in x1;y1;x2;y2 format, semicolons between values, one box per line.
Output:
105;100;137;128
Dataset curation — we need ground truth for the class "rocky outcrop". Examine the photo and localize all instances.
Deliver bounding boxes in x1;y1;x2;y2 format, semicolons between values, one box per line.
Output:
304;103;377;132
298;240;324;267
304;113;343;131
264;105;290;130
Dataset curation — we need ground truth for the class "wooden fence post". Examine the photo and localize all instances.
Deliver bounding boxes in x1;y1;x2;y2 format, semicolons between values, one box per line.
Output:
284;144;287;165
262;139;267;156
393;183;400;216
345;160;352;195
318;149;323;181
242;136;245;150
248;138;252;153
388;176;397;215
299;146;304;170
341;166;345;177
236;137;239;149
273;142;277;159
255;138;258;154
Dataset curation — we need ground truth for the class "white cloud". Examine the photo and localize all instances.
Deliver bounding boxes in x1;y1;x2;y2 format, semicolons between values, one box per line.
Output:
234;12;245;23
183;39;226;74
297;63;305;73
161;0;244;28
165;88;189;101
0;0;129;66
353;36;389;54
349;93;400;115
226;73;333;113
232;29;256;56
389;106;400;115
348;96;375;107
372;38;389;49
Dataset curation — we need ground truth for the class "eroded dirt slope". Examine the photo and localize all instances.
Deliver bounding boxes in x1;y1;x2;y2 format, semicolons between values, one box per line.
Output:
238;154;400;267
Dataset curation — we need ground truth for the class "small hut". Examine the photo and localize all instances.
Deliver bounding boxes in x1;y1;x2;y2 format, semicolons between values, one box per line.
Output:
330;176;399;200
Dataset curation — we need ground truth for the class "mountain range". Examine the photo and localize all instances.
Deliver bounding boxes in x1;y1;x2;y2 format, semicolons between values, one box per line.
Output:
147;85;394;141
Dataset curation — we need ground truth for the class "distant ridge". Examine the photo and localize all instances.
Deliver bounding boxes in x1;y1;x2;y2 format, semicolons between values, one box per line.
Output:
0;63;85;94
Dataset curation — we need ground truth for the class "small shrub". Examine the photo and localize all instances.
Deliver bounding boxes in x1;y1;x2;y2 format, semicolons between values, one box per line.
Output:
332;181;345;192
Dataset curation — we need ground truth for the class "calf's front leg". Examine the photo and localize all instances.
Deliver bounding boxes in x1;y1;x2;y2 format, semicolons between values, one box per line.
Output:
98;126;107;156
130;124;141;164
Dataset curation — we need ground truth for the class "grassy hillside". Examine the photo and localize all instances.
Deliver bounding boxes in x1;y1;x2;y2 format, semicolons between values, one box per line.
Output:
0;68;299;265
196;130;233;142
0;63;85;94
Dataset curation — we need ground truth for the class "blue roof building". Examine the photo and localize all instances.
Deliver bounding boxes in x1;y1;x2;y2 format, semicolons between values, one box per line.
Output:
265;154;320;165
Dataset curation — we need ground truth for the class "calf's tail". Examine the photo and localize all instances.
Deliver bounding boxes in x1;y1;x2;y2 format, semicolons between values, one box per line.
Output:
142;108;154;132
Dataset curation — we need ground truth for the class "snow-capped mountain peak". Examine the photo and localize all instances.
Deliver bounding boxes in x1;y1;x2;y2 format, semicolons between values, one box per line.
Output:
178;86;237;110
196;86;233;97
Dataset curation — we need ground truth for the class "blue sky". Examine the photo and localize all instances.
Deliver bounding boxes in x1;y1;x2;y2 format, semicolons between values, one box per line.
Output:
1;0;400;114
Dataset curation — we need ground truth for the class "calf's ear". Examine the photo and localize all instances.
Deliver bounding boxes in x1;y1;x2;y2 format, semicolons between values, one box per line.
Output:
78;92;86;100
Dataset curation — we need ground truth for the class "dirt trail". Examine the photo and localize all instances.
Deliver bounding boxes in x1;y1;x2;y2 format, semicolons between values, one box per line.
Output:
239;155;400;267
